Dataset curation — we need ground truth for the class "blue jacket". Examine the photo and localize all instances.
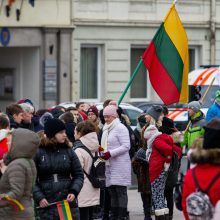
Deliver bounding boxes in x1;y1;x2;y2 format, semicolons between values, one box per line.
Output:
206;102;220;122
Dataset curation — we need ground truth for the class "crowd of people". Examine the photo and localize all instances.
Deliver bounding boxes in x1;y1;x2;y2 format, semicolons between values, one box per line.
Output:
0;92;219;220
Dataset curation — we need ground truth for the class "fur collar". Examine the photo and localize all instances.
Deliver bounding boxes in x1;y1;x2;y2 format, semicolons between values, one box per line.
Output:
191;148;220;165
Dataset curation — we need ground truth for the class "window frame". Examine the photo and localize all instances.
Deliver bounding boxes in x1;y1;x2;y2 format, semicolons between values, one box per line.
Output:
79;44;101;102
129;45;151;101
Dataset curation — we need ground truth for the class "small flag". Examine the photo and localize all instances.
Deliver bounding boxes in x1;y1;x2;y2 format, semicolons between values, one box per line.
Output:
142;3;189;105
2;196;24;211
56;200;73;220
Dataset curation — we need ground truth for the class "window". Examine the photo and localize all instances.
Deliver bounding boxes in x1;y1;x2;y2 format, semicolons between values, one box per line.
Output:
130;48;147;99
80;46;99;100
0;68;14;100
189;47;200;71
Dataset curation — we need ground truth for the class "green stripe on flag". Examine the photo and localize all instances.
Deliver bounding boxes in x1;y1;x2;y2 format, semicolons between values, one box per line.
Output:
61;200;68;220
153;23;184;92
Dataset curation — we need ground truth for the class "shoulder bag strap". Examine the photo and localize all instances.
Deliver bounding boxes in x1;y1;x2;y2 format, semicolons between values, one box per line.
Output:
192;167;202;191
205;172;220;194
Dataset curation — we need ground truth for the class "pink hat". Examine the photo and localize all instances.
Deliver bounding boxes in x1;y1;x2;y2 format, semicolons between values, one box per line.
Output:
103;105;118;117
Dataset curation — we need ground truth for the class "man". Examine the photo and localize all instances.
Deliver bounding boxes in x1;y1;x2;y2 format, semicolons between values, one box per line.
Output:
19;103;35;130
66;107;82;124
6;104;24;129
183;101;206;149
206;90;220;122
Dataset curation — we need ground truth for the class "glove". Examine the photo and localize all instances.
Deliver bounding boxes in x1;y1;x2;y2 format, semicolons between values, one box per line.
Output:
164;162;170;172
101;151;111;160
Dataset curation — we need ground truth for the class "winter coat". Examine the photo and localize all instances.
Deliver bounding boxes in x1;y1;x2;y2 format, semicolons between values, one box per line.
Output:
182;148;220;220
74;132;100;207
0;128;40;220
65;122;76;144
183;111;206;148
0;130;9;160
105;120;131;187
132;147;151;194
149;134;174;183
206;102;220;122
33;142;84;220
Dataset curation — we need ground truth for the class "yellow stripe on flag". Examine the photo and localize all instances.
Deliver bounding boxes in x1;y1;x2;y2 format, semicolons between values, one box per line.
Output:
164;4;189;103
64;200;73;220
164;4;188;64
4;196;24;211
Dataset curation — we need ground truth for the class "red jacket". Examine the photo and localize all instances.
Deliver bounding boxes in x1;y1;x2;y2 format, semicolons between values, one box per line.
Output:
182;164;220;220
149;134;178;183
0;138;8;160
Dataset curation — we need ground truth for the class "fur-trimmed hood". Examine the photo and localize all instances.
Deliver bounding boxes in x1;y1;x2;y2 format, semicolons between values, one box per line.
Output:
190;148;220;165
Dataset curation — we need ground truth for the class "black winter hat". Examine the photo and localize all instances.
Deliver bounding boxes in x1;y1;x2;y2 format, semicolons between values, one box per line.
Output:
203;127;220;150
44;118;66;138
159;117;177;135
147;105;163;121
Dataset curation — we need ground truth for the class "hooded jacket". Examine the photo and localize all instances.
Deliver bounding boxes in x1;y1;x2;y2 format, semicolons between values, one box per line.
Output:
182;148;220;220
74;132;100;207
0;128;40;220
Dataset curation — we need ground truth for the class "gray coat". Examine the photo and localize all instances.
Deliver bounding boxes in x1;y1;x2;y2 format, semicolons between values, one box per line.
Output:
0;128;40;220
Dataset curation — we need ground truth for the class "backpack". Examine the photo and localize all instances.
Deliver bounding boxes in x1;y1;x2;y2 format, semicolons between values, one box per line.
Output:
186;168;220;220
74;141;105;188
165;151;180;189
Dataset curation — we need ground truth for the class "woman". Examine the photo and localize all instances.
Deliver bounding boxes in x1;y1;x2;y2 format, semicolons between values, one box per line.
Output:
0;128;40;220
33;118;84;220
182;118;220;220
144;124;174;220
101;105;131;220
74;121;100;220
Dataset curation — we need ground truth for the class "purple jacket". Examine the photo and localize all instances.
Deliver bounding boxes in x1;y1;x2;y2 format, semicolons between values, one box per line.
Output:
105;120;131;187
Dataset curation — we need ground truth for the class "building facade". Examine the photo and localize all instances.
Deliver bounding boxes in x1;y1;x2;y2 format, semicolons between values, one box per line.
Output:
72;0;220;103
0;0;73;110
0;0;220;109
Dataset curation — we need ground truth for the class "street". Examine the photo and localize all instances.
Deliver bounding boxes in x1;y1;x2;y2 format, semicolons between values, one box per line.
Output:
128;189;184;220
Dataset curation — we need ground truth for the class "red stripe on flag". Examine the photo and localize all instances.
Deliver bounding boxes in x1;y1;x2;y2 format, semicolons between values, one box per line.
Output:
56;201;65;220
143;41;180;105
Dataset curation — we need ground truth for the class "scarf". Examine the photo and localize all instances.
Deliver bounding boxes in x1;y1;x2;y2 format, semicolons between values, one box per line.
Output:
101;118;120;152
144;125;162;161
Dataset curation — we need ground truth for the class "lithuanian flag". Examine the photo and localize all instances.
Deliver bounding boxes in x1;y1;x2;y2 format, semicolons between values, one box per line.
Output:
2;196;24;211
56;200;73;220
142;3;188;105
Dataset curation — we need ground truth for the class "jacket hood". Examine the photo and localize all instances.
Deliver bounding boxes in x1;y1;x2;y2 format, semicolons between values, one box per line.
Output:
7;128;40;162
80;132;99;153
190;148;220;165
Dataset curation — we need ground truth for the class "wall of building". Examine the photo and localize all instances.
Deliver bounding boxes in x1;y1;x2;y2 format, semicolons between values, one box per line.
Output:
72;0;219;102
0;0;71;27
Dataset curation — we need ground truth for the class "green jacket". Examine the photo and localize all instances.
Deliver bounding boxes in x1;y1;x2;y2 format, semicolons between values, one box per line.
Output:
0;128;40;220
183;111;206;148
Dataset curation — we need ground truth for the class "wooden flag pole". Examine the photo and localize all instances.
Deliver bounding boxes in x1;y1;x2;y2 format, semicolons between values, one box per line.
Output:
118;59;143;105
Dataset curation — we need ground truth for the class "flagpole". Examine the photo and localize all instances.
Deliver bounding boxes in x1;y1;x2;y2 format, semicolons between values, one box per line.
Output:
118;59;143;105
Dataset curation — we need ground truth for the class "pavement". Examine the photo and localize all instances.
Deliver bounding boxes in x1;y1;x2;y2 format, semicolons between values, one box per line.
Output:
127;189;184;220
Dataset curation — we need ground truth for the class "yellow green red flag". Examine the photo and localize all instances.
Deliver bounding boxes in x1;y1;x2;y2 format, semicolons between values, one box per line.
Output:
142;3;189;105
2;196;24;211
56;200;73;220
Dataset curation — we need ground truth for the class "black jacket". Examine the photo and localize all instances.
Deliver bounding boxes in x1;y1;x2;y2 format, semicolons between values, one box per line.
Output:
33;143;84;220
